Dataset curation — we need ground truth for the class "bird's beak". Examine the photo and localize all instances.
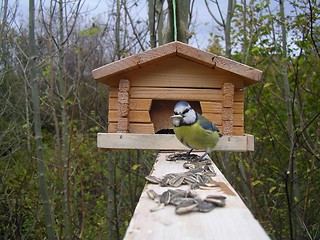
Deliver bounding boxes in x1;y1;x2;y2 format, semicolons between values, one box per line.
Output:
170;114;183;119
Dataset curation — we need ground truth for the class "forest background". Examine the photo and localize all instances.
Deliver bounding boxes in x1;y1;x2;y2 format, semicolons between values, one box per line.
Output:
0;0;319;239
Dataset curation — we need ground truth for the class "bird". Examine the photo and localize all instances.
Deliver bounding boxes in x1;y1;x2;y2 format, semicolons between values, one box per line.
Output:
171;101;222;160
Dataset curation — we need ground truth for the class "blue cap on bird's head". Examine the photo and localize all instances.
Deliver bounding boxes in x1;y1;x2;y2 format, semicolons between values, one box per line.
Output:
174;101;189;108
171;101;197;126
173;101;191;114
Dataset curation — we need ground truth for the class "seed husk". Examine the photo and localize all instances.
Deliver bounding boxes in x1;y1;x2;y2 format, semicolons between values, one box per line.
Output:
168;175;185;187
160;191;171;205
146;189;158;200
175;202;198;215
196;201;216;212
206;194;227;200
145;175;161;184
204;198;226;207
150;203;165;212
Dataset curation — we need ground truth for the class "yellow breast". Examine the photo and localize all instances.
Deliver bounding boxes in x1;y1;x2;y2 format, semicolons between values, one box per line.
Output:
173;122;220;151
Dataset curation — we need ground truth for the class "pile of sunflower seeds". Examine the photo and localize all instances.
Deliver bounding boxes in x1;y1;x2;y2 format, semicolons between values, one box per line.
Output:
145;165;218;190
145;160;218;190
166;152;201;162
147;189;226;214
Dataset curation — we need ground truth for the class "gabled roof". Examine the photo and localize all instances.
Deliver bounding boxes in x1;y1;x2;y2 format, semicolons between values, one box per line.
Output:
92;41;262;86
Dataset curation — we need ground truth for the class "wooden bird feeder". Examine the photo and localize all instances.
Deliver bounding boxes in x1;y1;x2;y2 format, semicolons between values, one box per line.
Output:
92;42;269;239
92;41;262;151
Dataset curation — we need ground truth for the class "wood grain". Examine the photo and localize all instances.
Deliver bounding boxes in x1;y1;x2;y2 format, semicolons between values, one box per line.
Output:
123;152;269;240
130;87;222;101
130;99;152;111
108;123;155;134
97;133;254;151
109;110;151;123
93;41;263;87
103;56;245;88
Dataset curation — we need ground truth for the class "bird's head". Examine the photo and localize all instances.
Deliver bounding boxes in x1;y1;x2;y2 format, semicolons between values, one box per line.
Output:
171;101;197;127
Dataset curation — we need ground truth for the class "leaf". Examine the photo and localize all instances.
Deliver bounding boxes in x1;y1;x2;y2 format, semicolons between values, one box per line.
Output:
266;177;277;184
252;180;263;187
263;82;272;88
131;164;140;171
269;186;276;194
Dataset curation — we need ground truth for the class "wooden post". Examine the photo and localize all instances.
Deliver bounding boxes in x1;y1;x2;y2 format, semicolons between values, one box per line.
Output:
123;152;270;240
222;83;234;135
117;79;130;133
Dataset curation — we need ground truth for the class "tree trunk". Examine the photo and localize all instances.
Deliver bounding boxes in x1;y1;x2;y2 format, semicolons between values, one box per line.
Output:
107;150;118;240
0;0;8;53
279;0;300;238
225;0;235;58
148;0;156;48
164;0;190;44
29;0;55;239
58;0;71;238
148;0;164;47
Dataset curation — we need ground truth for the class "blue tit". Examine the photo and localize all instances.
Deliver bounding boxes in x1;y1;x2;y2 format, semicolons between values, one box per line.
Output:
171;101;222;160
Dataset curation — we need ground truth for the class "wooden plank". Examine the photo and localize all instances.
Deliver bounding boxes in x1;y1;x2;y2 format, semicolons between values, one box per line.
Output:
123;152;269;239
175;41;263;83
109;110;151;123
93;41;262;87
234;114;244;126
202;113;222;125
109;87;118;98
213;55;263;84
234;90;244;102
130;87;222;101
130;99;152;111
200;101;243;114
129;123;155;134
129;111;152;123
100;56;245;88
234;102;243;114
233;126;244;136
128;57;244;89
109;97;118;110
106;126;244;137
108;123;155;134
92;55;139;80
110;98;153;111
137;43;177;64
97;133;254;152
108;122;117;133
200;101;222;113
109;110;119;122
176;42;216;68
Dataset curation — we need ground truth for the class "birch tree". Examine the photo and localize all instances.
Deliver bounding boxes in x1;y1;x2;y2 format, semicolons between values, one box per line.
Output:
29;0;55;238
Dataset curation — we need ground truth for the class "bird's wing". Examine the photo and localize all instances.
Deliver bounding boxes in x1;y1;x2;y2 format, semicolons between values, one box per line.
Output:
197;114;220;132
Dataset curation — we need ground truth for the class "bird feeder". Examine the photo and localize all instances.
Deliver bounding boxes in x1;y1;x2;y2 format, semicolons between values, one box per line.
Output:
92;41;262;152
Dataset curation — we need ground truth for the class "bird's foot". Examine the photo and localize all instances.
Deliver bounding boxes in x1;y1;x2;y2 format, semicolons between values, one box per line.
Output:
197;152;209;162
166;152;200;161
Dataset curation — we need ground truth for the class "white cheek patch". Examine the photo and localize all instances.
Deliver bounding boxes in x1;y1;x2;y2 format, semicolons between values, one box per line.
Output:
183;110;196;125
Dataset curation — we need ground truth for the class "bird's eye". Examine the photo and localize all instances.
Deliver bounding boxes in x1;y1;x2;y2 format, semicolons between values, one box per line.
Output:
182;108;190;115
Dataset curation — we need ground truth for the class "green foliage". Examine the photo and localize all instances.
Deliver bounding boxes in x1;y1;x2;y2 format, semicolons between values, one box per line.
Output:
1;0;320;239
79;27;101;38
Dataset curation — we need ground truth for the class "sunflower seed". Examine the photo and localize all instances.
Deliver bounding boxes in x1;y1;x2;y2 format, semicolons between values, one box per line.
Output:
145;175;162;184
146;189;158;200
175;202;198;215
204;198;226;207
160;191;171;205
